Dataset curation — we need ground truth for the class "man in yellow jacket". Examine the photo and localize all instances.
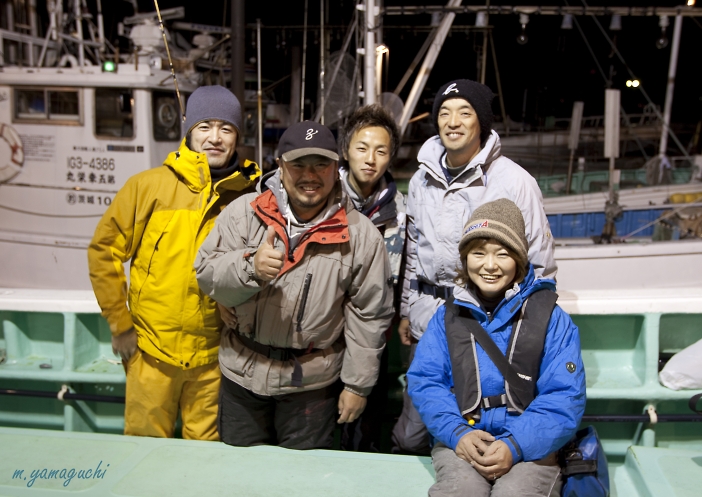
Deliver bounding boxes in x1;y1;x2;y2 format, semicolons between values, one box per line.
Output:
88;85;261;440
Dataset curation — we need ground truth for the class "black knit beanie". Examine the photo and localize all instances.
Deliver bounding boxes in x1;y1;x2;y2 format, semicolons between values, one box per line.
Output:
432;79;495;145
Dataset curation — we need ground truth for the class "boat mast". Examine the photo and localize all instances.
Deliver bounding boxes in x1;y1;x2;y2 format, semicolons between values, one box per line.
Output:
658;14;683;165
363;0;377;105
398;0;462;136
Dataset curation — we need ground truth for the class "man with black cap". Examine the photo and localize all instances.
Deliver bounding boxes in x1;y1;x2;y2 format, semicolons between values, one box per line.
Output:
195;121;394;449
88;85;260;440
391;79;557;454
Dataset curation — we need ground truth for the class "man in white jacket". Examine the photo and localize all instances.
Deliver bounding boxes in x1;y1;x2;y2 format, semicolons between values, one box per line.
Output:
392;79;557;454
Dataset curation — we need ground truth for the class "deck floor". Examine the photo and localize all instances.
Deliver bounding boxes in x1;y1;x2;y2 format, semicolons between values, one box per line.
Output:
2;427;702;496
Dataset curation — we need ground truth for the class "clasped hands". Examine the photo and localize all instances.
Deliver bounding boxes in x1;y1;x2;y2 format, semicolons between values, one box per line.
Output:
455;430;513;481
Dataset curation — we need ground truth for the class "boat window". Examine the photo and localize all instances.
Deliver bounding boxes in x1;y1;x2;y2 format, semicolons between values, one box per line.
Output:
95;88;134;138
14;88;81;123
152;91;188;141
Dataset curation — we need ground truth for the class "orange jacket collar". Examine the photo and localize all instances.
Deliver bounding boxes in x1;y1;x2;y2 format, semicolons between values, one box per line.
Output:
251;190;350;276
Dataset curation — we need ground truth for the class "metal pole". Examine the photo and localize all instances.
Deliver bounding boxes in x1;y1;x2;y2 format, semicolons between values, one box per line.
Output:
313;12;357;123
479;29;488;84
300;0;309;121
74;0;84;68
364;0;376;105
566;151;575;194
488;30;508;136
290;46;301;124
566;101;584;194
393;27;438;96
257;19;263;169
230;0;245;105
319;0;325;124
659;14;683;158
29;0;38;64
38;0;57;67
96;0;105;54
399;0;462;135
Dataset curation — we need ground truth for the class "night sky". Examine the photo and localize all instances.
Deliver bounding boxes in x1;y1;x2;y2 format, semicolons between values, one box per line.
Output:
79;1;702;129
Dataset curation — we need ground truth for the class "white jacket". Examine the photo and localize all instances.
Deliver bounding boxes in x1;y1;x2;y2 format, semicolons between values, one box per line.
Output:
401;131;557;339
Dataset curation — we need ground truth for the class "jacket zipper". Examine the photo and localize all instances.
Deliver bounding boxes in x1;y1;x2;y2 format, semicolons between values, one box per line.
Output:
296;273;313;332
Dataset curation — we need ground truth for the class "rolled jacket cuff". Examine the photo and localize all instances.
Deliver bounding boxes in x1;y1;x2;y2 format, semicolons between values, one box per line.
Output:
498;434;523;464
111;312;135;336
344;384;372;397
448;423;472;451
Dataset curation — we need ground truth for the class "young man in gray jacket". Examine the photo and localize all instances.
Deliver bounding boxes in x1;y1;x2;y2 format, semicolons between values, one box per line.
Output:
195;121;394;449
338;104;406;452
392;79;557;454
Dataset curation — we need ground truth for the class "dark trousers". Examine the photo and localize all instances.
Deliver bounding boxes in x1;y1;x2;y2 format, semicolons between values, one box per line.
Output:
218;375;339;449
391;341;431;455
341;345;389;452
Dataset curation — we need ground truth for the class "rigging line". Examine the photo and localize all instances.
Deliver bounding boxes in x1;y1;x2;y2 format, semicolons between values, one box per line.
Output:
0;204;103;218
567;2;649;160
301;0;309;122
153;0;186;122
621;201;702;240
578;0;691;161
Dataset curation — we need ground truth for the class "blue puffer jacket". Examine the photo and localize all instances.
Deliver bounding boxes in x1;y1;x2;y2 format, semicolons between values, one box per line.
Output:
407;265;586;463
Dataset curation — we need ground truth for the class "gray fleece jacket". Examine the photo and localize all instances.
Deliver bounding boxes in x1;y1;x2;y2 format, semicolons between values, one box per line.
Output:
401;131;557;339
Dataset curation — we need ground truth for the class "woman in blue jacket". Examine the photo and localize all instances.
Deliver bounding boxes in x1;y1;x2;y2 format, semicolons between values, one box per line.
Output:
407;198;586;497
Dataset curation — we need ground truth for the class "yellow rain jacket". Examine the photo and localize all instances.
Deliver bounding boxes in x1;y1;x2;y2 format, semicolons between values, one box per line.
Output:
88;139;260;369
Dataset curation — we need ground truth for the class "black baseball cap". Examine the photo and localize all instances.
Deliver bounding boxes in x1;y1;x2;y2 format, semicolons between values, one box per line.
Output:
278;121;339;162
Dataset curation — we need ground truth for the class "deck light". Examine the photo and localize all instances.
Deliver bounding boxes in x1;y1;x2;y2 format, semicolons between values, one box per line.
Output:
102;60;116;72
626;79;640;88
687;1;695;6
516;13;529;45
561;14;573;30
656;16;670;49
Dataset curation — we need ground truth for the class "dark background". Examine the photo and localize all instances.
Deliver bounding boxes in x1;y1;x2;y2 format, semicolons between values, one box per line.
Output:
104;0;702;129
18;1;702;137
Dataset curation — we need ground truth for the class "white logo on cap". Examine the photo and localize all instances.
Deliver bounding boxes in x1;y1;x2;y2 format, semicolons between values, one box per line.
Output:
305;129;318;140
443;83;459;96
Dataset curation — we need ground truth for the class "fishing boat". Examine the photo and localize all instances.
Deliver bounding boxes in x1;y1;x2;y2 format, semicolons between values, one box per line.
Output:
0;3;198;291
1;3;701;496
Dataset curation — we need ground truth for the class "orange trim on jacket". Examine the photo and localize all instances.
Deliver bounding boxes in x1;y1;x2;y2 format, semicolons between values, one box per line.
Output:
250;190;350;277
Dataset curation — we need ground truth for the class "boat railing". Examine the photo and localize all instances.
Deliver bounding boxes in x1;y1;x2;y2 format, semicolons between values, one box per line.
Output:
1;285;701;457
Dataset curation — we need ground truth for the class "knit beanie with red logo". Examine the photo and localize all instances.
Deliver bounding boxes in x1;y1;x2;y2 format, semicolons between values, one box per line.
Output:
458;198;529;270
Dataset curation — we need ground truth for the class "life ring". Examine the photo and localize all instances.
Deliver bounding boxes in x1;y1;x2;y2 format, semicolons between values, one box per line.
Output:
0;123;24;183
157;101;178;128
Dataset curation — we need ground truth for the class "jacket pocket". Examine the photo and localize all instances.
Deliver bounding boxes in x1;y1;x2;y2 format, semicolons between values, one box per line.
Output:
278;340;345;390
132;212;176;305
220;330;256;378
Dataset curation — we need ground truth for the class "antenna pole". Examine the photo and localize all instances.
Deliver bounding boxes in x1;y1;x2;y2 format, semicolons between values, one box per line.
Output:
300;0;309;121
257;19;263;169
319;0;326;124
154;0;186;122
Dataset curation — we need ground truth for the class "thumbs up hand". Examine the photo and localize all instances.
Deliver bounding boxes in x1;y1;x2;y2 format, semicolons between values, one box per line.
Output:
253;225;285;281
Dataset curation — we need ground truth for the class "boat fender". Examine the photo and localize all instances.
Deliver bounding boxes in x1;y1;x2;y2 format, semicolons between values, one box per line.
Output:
58;54;79;68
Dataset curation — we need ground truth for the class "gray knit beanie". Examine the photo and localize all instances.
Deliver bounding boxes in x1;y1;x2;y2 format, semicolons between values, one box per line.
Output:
184;85;242;135
458;199;529;270
432;79;495;146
